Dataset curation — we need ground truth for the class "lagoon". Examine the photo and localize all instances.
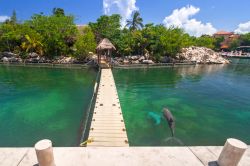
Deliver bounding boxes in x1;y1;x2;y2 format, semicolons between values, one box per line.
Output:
113;65;250;146
0;65;97;147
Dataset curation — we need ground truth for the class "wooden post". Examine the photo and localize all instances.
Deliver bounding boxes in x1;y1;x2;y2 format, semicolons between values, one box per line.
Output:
97;50;100;64
217;138;247;166
35;139;55;166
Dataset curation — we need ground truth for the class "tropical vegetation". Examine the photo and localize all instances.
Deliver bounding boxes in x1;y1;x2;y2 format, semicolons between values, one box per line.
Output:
1;9;250;62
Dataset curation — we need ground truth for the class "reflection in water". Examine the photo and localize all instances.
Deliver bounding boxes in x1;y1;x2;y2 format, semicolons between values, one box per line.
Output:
113;64;250;146
176;64;226;77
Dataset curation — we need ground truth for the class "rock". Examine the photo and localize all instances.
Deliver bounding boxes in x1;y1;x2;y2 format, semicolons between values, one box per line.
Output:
178;47;230;64
130;55;139;60
132;60;140;64
56;56;76;64
123;60;129;64
28;52;39;58
2;57;9;63
145;52;150;60
114;57;123;63
90;54;98;60
1;52;18;58
161;56;171;63
138;56;145;62
38;57;49;63
26;57;40;63
142;60;154;64
1;57;22;63
0;52;21;63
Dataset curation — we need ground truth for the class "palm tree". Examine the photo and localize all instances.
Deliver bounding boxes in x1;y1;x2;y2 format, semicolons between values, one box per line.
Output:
126;11;143;31
21;35;43;55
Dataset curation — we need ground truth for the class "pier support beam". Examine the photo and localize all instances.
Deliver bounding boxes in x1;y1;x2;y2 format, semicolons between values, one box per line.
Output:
217;138;247;166
35;139;55;166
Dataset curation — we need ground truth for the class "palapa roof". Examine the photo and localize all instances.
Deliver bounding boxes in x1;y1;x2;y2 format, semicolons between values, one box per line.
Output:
96;38;116;50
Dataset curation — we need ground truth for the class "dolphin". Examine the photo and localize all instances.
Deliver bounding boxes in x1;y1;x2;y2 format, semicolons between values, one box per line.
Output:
163;108;175;137
147;112;162;125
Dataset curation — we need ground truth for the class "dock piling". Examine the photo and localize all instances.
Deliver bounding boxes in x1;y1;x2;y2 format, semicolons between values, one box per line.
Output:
217;138;247;166
35;139;55;166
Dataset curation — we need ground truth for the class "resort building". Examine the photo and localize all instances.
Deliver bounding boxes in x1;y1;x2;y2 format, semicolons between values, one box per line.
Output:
213;31;240;50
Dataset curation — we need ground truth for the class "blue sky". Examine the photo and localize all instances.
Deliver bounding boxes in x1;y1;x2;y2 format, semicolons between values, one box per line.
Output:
1;0;250;36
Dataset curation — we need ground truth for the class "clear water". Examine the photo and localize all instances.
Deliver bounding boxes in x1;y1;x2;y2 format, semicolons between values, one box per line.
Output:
113;65;250;146
0;65;97;147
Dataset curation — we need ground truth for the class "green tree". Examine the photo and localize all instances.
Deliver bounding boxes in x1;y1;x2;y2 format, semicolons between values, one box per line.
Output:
115;28;135;56
0;23;23;53
21;31;43;56
10;10;17;24
214;36;224;51
229;39;240;51
195;35;215;49
126;11;143;31
26;13;77;58
52;8;65;16
240;33;250;46
74;26;97;59
89;14;121;43
160;27;193;58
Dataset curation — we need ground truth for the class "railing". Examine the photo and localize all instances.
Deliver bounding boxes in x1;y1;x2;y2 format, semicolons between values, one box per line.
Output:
79;68;101;146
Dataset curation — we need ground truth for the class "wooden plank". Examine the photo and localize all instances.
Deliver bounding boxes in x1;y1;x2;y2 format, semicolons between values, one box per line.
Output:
93;112;122;115
90;129;126;134
91;124;126;128
88;69;129;147
89;132;128;138
90;137;128;142
189;147;218;166
90;127;126;131
91;121;124;124
87;141;129;147
92;116;123;119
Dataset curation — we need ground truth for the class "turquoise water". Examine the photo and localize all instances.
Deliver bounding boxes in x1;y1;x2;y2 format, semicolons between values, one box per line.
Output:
113;65;250;146
0;65;97;147
229;57;250;65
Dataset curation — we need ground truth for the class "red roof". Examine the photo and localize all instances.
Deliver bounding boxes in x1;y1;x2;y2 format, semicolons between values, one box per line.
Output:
214;31;234;35
221;44;229;49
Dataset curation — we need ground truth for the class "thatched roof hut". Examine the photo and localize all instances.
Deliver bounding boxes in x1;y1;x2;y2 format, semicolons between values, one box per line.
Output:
96;38;116;51
96;38;116;66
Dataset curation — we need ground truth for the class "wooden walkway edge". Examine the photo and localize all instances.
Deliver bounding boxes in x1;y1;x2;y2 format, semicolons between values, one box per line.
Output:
1;146;250;165
87;69;129;147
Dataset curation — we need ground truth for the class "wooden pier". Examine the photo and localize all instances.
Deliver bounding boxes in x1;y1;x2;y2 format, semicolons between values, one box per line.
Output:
87;69;129;147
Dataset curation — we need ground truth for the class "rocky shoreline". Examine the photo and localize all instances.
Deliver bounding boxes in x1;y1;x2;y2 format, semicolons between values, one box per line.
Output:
0;52;86;64
0;47;229;66
177;47;230;64
113;47;229;65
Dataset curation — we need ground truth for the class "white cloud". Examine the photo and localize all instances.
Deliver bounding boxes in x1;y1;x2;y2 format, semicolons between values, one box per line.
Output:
103;0;138;27
235;21;250;34
0;16;10;22
163;5;217;37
